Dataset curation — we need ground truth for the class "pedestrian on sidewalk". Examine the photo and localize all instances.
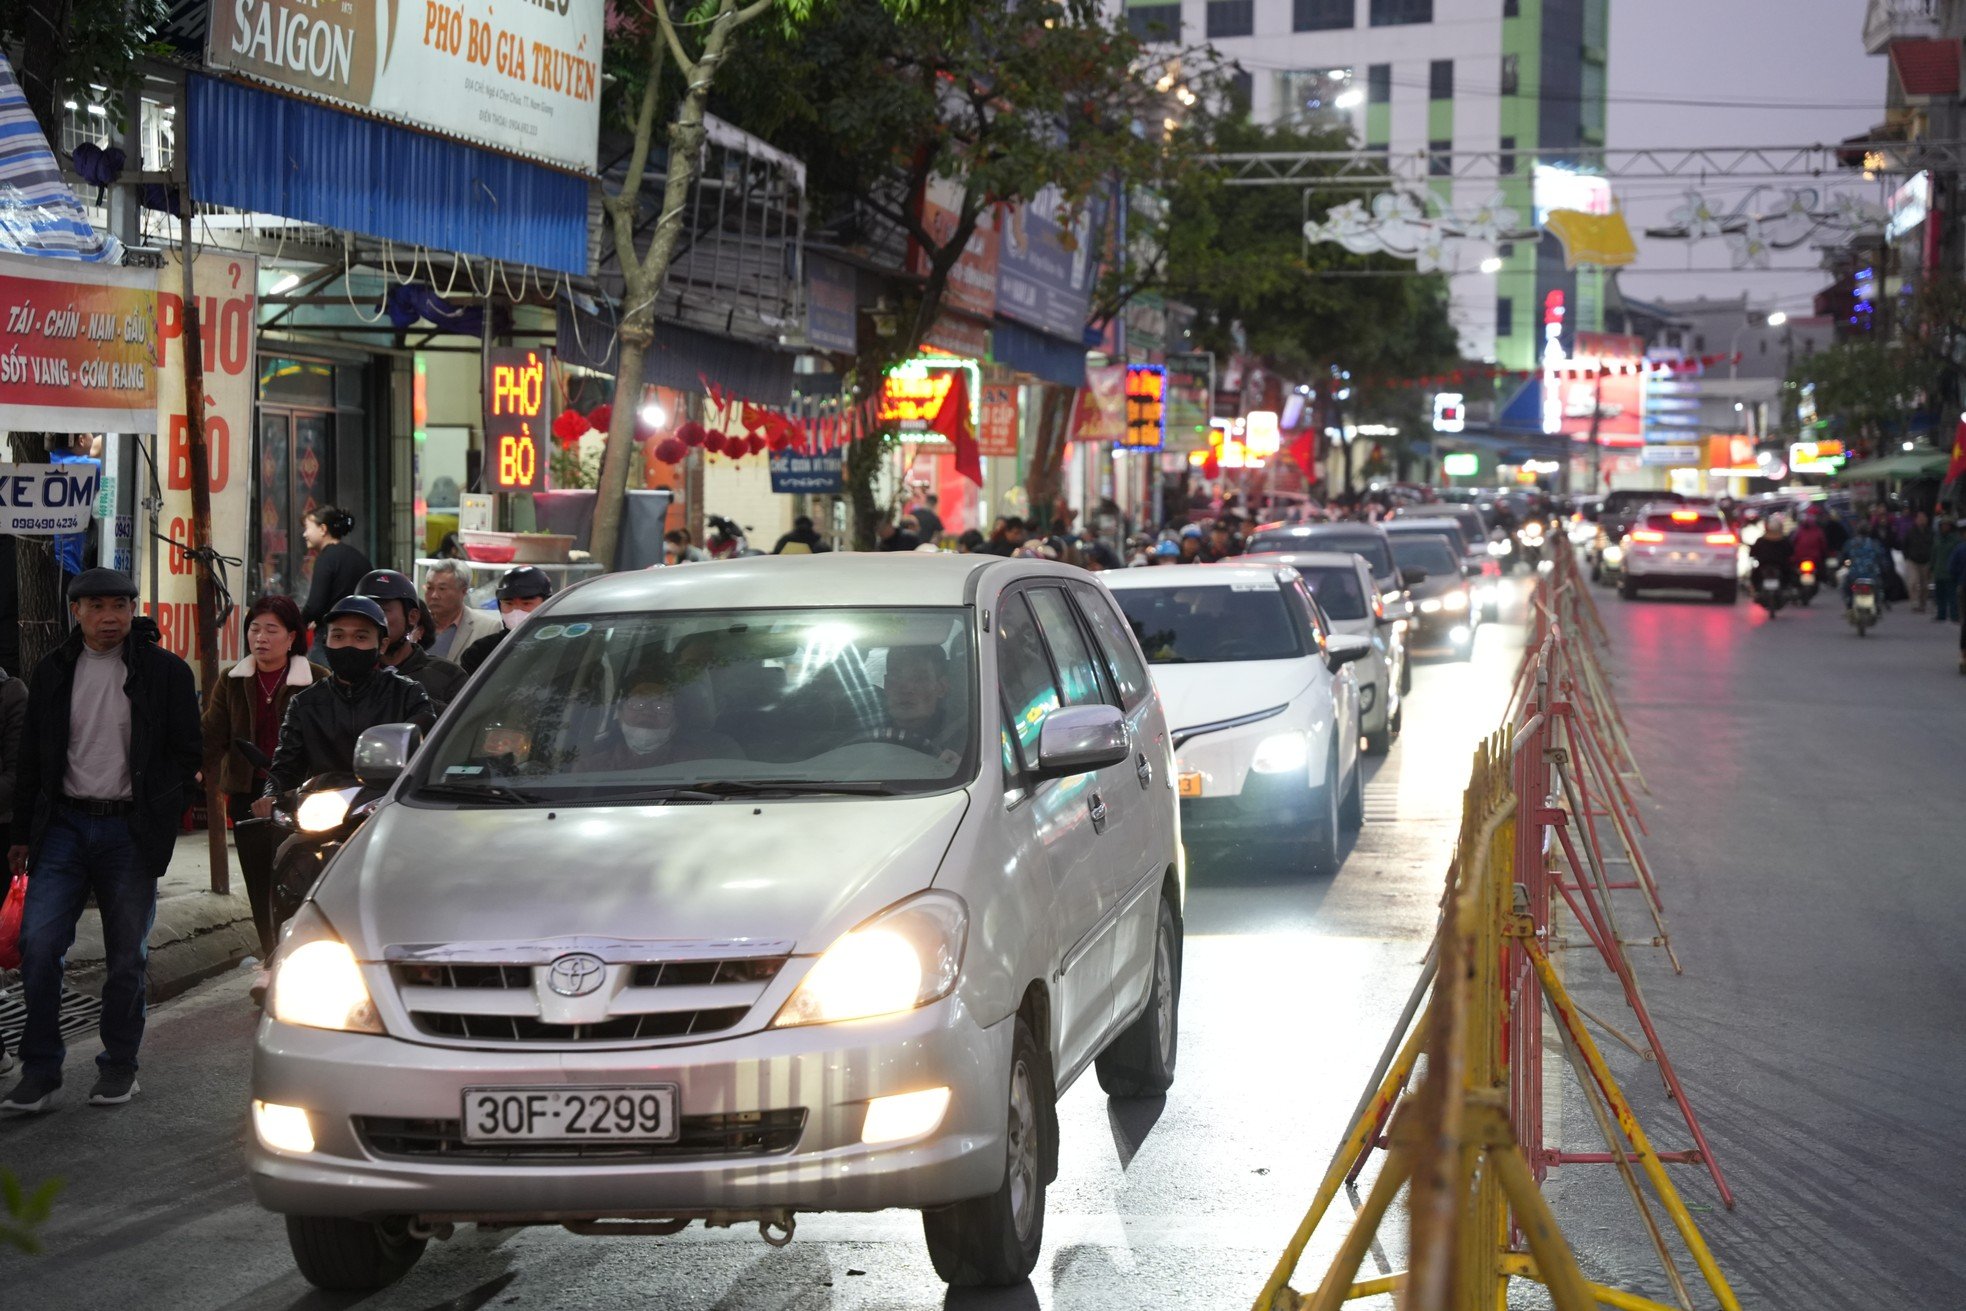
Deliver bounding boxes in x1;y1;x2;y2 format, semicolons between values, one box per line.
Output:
1934;515;1963;625
201;596;324;957
297;506;371;657
1;569;202;1114
0;660;26;1077
1902;510;1935;613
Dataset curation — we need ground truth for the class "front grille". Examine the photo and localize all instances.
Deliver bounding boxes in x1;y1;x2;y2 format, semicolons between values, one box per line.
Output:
631;957;787;988
393;963;533;990
411;1007;751;1043
356;1108;807;1162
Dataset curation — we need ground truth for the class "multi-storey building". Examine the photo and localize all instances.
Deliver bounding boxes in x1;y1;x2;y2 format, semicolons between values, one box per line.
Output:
1126;0;1609;371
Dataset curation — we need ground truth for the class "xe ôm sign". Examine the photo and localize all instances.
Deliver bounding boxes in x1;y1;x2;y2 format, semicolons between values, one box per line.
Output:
486;347;549;492
0;463;101;535
206;0;604;175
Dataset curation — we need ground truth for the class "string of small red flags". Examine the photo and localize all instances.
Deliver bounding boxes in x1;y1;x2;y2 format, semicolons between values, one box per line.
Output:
1381;351;1742;391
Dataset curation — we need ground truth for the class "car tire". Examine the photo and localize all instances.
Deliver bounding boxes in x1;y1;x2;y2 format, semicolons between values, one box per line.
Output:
1095;896;1181;1098
1399;657;1412;696
1619;578;1638;601
923;1017;1049;1287
1340;757;1364;831
285;1216;426;1291
1300;751;1342;878
1719;583;1739;604
1364;721;1392;755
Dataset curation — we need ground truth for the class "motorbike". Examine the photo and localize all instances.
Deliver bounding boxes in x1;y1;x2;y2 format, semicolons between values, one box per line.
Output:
1752;568;1789;617
1515;519;1547;572
237;742;391;934
1795;558;1821;606
1847;576;1883;637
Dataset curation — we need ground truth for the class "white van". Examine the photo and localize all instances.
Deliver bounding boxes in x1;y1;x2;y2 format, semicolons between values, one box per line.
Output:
249;555;1182;1290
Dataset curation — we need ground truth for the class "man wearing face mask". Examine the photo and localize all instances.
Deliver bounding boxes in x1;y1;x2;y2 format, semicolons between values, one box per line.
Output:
252;597;434;816
577;667;741;773
458;567;553;675
353;570;467;711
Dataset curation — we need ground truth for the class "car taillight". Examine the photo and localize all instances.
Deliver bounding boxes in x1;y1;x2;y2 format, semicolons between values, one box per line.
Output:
1800;560;1816;573
1630;529;1665;543
1372;592;1387;621
1705;532;1737;545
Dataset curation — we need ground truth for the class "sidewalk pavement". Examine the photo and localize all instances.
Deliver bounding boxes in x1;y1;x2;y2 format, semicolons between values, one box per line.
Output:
62;830;259;1003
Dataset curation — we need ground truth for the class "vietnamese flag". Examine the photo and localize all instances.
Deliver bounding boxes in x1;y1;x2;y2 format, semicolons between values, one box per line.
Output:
929;368;982;487
1946;416;1966;487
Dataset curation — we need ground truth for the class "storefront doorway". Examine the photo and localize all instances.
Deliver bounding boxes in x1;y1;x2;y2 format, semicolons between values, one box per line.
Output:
254;354;372;599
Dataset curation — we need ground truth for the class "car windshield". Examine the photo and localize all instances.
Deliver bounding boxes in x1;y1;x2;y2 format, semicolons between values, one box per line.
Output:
1393;524;1468;556
1293;567;1369;620
1111;585;1304;664
1251;533;1395;580
1390;537;1461;579
412;608;976;802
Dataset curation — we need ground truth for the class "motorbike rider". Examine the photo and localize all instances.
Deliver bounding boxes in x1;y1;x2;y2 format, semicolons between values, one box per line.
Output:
1841;522;1889;609
354;569;467;710
252;596;434;817
1748;516;1796;592
458;566;554;674
1791;512;1829;577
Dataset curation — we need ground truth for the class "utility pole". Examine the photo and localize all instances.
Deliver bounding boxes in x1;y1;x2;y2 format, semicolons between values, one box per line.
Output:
1587;364;1605;493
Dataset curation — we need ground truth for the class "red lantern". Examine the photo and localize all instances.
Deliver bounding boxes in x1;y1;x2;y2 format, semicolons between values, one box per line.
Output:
551;408;590;445
677;420;708;447
653;436;686;465
748;434;768;456
587;403;614;434
704;429;727;453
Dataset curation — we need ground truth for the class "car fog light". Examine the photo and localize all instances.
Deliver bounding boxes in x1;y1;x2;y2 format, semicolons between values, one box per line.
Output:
861;1086;952;1145
1440;591;1470;613
1250;730;1311;774
253;1100;316;1154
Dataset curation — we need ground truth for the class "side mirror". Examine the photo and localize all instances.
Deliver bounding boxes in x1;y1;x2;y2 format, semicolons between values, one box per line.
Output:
354;723;423;787
1033;705;1129;780
1326;634;1373;671
1401;566;1428;586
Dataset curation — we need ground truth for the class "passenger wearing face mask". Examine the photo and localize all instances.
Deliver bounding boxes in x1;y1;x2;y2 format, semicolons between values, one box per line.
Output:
252;596;434;815
353;569;467;711
577;664;742;774
458;566;553;675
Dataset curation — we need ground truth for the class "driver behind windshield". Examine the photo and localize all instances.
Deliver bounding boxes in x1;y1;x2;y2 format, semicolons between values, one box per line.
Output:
577;663;742;774
875;644;963;761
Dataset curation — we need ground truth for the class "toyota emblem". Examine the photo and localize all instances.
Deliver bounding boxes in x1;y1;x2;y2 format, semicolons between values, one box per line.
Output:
546;953;606;997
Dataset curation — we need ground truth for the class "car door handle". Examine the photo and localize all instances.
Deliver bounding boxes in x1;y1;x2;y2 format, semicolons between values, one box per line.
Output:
1135;753;1153;789
1088;793;1108;833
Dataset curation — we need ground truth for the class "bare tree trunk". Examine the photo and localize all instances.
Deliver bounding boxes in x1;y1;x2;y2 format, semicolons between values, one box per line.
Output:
10;433;66;682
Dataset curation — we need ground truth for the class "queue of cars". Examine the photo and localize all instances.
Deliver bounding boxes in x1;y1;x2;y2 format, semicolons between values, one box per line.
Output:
246;532;1493;1295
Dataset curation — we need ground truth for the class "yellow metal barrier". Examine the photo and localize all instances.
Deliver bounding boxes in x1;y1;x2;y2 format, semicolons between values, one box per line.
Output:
1253;732;1741;1311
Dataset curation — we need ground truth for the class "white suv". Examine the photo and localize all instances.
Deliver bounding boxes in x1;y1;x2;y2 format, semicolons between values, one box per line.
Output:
1102;565;1370;877
250;555;1181;1291
1620;506;1742;603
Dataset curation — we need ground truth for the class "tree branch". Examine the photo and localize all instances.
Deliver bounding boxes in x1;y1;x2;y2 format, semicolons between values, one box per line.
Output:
604;28;667;283
653;1;697;79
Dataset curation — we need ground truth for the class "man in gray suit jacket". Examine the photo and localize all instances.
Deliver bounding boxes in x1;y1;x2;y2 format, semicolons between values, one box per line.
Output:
421;560;503;662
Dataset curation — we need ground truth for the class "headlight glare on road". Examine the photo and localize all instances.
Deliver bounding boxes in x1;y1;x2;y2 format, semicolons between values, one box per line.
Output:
1251;730;1311;774
294;788;353;833
1440;590;1470;613
861;1087;952;1145
253;1100;316;1154
271;939;382;1034
774;892;967;1028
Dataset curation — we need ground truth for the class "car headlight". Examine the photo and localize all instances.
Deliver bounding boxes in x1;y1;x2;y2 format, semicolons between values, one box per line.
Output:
1602;544;1623;565
294;788;355;833
269;907;383;1034
1440;590;1470;612
773;892;967;1028
1250;730;1311;774
1418;598;1442;614
1488;540;1512;556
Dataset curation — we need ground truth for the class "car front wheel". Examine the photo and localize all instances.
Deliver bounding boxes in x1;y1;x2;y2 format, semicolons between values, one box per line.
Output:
285;1215;426;1291
923;1017;1049;1287
1095;895;1181;1097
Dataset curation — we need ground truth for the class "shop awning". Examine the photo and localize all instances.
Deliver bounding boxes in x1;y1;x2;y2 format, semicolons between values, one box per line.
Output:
0;53;122;262
1837;450;1951;480
189;75;587;275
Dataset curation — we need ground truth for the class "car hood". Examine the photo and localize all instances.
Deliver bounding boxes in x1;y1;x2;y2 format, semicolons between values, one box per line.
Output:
313;790;972;960
1149;658;1317;734
1409;574;1464;600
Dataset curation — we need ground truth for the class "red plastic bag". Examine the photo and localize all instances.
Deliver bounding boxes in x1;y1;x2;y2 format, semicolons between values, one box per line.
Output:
0;873;25;971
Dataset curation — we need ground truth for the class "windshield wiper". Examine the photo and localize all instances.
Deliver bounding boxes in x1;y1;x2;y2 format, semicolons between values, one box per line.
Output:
685;779;900;797
415;781;543;806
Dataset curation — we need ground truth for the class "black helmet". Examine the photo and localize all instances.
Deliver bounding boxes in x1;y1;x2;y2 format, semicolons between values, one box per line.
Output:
323;594;389;635
355;569;419;604
495;566;554;602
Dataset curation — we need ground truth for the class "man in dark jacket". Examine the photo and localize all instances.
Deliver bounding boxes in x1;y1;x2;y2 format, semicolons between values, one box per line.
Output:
459;566;554;675
771;515;830;555
355;569;467;710
254;596;435;807
2;569;201;1113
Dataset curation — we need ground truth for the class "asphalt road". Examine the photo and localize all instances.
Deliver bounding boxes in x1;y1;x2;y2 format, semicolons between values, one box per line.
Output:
5;572;1955;1309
